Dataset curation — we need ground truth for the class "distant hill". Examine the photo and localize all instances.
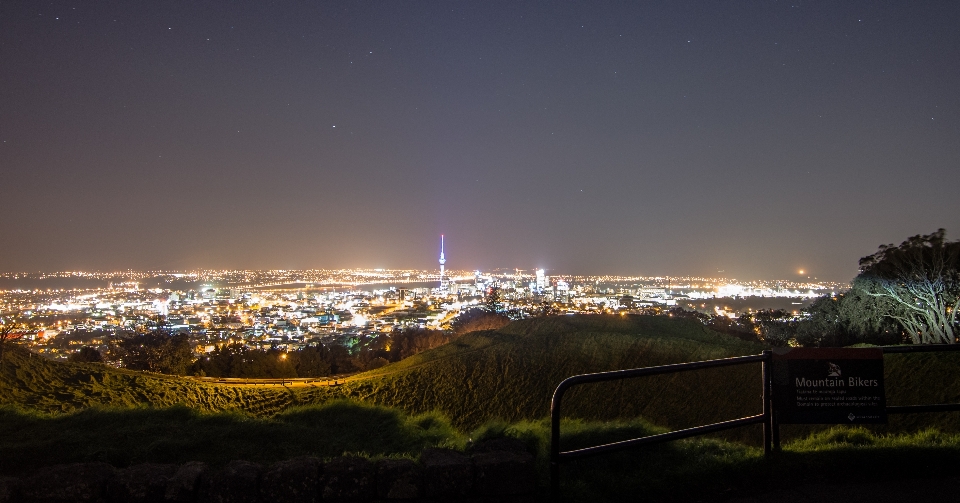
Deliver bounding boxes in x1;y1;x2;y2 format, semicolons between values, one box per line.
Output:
318;315;766;436
4;314;959;442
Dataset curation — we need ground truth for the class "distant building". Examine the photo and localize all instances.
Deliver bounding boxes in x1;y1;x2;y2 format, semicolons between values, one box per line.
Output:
439;234;447;291
554;279;570;301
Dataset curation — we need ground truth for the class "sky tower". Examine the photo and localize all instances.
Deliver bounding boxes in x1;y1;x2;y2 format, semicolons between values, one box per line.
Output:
439;234;447;290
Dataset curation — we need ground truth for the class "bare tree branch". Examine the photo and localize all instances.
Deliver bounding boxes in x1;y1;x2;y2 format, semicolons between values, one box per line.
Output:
855;229;960;344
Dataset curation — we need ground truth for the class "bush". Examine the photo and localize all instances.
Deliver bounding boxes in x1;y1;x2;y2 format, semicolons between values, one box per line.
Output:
451;308;510;335
68;346;103;363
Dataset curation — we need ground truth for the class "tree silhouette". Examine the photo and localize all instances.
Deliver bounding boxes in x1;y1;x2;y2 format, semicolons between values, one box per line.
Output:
855;229;960;344
484;285;503;312
0;315;25;371
108;329;194;374
68;346;104;363
451;308;510;335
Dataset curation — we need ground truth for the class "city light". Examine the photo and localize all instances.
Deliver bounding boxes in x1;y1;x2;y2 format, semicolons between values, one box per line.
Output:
0;267;845;360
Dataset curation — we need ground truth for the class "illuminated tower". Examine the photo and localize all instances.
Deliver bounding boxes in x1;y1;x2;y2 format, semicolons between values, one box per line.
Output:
439;234;447;290
535;269;546;293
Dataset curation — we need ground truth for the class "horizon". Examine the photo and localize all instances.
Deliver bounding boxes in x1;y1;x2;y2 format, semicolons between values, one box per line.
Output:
0;266;847;289
0;264;851;284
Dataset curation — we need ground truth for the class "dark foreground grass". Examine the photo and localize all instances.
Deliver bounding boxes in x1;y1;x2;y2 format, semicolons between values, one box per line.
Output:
4;402;960;502
488;420;960;502
0;401;460;476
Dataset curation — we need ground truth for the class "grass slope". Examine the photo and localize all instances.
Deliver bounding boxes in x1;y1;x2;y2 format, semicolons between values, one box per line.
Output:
319;315;767;437
4;315;960;500
0;348;327;416
333;315;960;438
4;315;960;441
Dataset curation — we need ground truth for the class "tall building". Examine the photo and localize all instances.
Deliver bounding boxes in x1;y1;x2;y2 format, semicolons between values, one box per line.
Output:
439;234;447;291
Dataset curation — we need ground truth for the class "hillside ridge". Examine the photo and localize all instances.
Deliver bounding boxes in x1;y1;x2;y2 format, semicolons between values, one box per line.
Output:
4;314;960;439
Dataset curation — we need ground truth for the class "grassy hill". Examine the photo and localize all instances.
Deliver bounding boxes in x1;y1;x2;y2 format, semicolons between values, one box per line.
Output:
321;315;767;436
4;314;960;441
330;315;960;438
4;314;960;500
0;348;316;416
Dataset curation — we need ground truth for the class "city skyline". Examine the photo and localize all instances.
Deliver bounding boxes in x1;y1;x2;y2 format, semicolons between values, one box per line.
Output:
1;263;839;365
2;2;958;282
0;267;847;295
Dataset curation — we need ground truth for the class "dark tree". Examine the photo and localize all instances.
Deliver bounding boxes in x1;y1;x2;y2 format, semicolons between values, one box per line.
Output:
750;309;799;346
450;308;510;335
706;314;756;342
108;330;194;375
293;346;333;377
0;315;25;371
484;285;503;313
388;327;452;361
854;229;960;344
68;346;104;363
192;343;295;378
667;306;710;323
191;342;368;378
324;343;359;374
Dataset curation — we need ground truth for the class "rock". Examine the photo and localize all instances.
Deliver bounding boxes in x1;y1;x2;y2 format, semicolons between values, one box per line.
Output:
165;462;209;503
376;458;421;500
108;463;177;503
18;462;116;503
420;448;473;498
471;450;536;496
321;456;375;502
259;456;323;503
198;460;263;503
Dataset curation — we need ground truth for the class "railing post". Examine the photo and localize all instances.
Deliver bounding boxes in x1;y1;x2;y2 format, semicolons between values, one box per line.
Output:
550;385;564;502
770;351;781;451
761;350;771;455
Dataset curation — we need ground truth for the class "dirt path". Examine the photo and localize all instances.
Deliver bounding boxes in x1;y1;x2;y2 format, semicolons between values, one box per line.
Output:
191;333;513;388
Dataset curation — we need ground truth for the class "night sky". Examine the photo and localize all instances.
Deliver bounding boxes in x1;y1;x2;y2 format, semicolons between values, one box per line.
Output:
2;1;958;281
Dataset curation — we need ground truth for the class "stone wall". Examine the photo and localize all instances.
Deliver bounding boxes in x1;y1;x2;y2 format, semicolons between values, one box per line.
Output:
0;439;537;503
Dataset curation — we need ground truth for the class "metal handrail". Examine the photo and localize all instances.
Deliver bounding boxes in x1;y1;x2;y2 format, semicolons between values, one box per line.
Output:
549;353;771;500
549;343;960;501
559;414;766;461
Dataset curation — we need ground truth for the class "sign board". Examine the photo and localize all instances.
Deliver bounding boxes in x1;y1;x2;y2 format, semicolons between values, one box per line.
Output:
772;347;886;424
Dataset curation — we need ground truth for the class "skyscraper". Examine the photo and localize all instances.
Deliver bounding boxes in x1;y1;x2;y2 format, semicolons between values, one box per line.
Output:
535;269;546;293
439;235;447;291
